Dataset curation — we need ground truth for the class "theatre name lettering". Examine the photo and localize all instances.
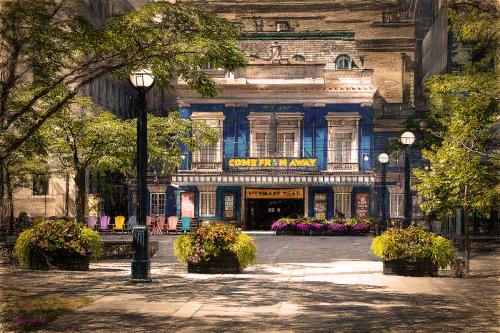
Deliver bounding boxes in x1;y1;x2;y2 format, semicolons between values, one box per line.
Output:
228;158;318;170
246;188;304;199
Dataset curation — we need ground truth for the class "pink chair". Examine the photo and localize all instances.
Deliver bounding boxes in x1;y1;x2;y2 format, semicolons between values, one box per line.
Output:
154;216;165;235
87;216;97;230
167;216;178;234
99;216;110;232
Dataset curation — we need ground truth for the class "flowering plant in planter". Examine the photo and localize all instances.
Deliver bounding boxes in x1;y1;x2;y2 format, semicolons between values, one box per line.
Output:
173;224;256;273
371;227;454;276
14;219;103;270
326;222;349;234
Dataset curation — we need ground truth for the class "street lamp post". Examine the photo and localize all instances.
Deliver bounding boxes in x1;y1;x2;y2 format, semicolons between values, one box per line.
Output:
129;69;154;283
400;131;415;228
378;153;389;230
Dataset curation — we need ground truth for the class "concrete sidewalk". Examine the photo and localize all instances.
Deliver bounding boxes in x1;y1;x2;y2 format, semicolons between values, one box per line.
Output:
1;236;499;332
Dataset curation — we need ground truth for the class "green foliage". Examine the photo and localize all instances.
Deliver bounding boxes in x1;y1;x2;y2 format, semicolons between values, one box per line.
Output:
229;233;257;269
173;224;256;269
14;220;104;265
173;234;195;264
79;228;104;261
14;229;34;265
371;227;454;269
414;1;499;219
0;0;245;160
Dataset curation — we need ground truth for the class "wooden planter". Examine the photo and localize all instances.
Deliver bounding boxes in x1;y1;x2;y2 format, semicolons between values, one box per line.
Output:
187;253;241;274
383;259;438;277
29;250;90;271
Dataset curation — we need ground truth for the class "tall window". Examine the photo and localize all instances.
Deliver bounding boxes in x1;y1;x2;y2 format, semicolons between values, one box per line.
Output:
334;193;351;218
32;175;49;196
200;192;216;217
333;132;352;163
255;132;268;157
336;55;351;69
150;192;165;215
199;144;218;163
277;132;294;157
390;194;404;218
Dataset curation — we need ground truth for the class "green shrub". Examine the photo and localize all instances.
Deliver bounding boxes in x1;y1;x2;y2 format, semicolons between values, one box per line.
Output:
14;229;34;265
173;224;256;269
230;233;257;269
371;226;454;269
14;219;104;265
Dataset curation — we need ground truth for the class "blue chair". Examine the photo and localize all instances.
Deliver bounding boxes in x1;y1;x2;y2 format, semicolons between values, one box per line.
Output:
127;216;137;233
181;217;191;233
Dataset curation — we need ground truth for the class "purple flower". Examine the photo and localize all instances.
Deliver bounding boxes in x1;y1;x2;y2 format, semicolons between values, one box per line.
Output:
327;223;349;234
310;223;325;231
353;223;371;233
271;221;288;231
296;223;310;232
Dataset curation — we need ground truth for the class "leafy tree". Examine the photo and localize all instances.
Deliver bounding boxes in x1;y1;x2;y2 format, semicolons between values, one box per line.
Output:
414;0;499;272
0;0;245;226
41;103;218;222
0;0;245;160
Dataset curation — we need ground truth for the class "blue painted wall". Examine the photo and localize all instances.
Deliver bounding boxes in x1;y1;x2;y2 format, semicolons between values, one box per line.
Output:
180;103;374;172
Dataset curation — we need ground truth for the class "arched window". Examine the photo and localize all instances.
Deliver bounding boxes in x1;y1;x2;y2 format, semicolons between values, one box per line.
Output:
291;54;306;62
336;55;351;70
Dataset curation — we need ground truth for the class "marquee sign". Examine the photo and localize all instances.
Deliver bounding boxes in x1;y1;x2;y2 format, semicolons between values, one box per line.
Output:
228;158;318;171
246;188;304;199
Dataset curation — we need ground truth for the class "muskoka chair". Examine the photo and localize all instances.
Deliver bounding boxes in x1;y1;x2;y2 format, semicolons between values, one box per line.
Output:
99;216;110;232
86;216;97;230
113;216;126;232
126;216;137;233
181;216;192;233
153;215;165;235
166;216;178;234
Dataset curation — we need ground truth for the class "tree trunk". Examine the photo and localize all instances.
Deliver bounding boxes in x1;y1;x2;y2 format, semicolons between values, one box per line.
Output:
464;185;470;275
0;158;5;232
65;173;70;217
5;168;14;233
75;166;87;223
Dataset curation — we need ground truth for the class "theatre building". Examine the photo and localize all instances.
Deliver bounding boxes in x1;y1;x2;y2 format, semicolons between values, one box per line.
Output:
161;0;425;229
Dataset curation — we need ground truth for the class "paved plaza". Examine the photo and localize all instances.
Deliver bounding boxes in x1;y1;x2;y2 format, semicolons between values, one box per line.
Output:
1;235;499;332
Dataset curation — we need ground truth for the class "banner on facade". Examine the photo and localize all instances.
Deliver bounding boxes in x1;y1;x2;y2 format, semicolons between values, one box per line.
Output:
228;158;318;171
314;193;328;219
355;193;370;218
246;188;304;199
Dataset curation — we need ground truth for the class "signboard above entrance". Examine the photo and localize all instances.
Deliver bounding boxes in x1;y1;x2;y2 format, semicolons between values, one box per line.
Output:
246;188;304;199
228;158;318;171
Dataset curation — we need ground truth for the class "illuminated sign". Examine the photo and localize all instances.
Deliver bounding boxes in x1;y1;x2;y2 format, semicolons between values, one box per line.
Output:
228;158;318;170
246;188;304;199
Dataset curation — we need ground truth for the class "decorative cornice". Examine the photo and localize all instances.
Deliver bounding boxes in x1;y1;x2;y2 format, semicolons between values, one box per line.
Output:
242;31;355;41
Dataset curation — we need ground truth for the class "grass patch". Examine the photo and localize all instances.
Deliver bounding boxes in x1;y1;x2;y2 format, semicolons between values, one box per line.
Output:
0;285;92;332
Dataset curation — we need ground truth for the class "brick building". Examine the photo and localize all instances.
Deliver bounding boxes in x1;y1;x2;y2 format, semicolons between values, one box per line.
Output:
158;0;434;229
8;0;441;229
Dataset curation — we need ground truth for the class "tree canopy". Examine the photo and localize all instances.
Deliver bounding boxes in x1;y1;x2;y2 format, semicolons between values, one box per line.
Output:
0;0;246;160
414;0;499;220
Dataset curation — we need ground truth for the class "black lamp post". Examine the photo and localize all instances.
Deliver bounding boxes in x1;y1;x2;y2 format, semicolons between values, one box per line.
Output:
400;131;415;228
129;69;154;283
378;153;389;230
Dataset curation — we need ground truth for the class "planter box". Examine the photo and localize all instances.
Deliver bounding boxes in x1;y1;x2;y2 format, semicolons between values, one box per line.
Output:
187;253;241;274
383;259;438;277
29;250;90;271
